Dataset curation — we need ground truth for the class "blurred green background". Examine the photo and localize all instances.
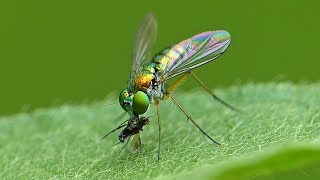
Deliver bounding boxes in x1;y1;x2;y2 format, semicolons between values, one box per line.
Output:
0;0;319;116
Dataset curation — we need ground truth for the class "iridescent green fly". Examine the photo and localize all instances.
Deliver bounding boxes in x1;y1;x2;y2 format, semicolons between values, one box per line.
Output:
102;14;239;160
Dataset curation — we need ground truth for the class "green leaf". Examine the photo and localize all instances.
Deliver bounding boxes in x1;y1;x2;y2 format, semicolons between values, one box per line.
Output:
1;83;319;179
170;143;320;180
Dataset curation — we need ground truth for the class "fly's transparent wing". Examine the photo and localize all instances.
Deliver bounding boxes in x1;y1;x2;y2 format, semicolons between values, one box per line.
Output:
131;133;141;153
158;31;231;80
130;14;157;77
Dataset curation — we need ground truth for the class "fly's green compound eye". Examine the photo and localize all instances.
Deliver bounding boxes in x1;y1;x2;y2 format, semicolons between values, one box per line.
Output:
132;91;149;115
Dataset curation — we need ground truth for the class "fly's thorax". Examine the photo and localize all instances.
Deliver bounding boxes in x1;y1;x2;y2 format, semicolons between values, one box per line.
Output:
134;71;154;92
143;64;156;74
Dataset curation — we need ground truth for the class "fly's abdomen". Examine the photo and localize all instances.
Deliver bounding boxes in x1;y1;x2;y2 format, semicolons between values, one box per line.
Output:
152;42;190;74
150;31;231;79
153;53;171;73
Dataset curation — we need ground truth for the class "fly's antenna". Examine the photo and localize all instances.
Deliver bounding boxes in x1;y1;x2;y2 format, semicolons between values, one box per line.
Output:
101;120;128;140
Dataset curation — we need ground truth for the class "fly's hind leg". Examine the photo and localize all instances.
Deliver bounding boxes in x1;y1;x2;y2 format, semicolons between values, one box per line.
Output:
170;96;221;145
190;71;242;112
163;71;191;100
163;71;240;113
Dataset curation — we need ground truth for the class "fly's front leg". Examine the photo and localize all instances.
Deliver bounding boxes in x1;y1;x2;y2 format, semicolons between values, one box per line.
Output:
154;99;162;160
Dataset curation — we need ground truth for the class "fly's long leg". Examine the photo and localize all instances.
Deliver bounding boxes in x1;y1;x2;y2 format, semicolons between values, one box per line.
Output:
170;96;221;145
163;71;240;112
155;102;161;160
190;71;242;112
163;71;191;100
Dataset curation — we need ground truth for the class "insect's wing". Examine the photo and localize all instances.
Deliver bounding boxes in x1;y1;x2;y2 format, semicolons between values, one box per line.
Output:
131;133;141;153
158;31;231;80
130;14;157;78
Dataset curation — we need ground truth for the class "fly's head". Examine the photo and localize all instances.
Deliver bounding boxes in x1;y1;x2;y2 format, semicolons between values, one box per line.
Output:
119;89;150;116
